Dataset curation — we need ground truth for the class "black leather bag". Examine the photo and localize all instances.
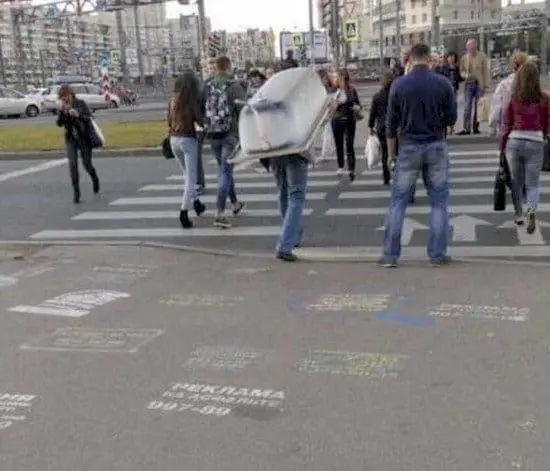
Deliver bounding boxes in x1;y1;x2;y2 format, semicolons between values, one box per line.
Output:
161;137;174;159
493;152;509;211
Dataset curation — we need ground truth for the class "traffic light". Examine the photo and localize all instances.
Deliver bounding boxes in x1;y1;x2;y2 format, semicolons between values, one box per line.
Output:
207;33;222;58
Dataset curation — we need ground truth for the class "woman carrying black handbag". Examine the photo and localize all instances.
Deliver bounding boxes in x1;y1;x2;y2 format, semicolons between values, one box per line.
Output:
56;84;100;204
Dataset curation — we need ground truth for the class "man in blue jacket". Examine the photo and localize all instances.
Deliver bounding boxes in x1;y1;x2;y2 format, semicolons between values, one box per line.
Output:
379;43;457;267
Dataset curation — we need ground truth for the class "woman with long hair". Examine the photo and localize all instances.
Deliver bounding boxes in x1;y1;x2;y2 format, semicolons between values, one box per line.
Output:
368;71;394;185
501;61;550;233
331;68;361;181
168;72;206;229
56;84;100;204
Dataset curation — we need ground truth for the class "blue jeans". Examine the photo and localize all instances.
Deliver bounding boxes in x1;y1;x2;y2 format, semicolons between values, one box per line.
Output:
463;81;479;133
505;138;544;217
271;155;308;254
170;136;198;211
381;140;450;262
210;135;238;213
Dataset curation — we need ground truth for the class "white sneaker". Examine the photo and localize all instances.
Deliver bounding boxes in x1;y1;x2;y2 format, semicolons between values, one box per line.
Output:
336;168;344;176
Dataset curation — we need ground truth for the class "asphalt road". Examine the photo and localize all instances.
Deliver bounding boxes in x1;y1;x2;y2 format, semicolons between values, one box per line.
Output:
0;242;549;470
0;140;548;261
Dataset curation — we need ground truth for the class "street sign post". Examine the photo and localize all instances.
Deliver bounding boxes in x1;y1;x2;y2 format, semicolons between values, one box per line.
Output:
343;20;358;42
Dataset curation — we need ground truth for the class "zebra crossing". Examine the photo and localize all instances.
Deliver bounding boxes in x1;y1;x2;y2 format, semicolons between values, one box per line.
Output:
26;149;550;256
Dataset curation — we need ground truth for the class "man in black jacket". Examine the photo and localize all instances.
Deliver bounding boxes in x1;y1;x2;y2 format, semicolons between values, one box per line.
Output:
281;50;299;70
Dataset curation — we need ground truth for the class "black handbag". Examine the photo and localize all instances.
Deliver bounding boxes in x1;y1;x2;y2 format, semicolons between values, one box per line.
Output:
493;152;509;211
543;144;550;171
161;137;174;159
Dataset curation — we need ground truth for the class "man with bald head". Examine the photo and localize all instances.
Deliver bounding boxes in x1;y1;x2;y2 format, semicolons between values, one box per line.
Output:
457;38;490;135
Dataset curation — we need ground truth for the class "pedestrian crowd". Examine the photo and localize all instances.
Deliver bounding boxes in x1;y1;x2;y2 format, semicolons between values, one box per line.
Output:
54;38;549;266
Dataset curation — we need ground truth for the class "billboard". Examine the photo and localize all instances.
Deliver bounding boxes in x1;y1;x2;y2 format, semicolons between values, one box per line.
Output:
279;31;329;61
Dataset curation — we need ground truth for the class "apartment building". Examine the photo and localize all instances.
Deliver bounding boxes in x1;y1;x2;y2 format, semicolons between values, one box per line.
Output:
222;29;276;70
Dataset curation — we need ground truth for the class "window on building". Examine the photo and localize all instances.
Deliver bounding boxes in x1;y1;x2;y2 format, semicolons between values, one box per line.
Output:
409;33;414;44
412;14;416;23
385;36;389;46
453;10;458;19
422;0;427;5
491;9;497;18
422;13;427;22
411;0;416;7
419;32;425;42
400;35;405;45
392;36;396;45
470;10;474;18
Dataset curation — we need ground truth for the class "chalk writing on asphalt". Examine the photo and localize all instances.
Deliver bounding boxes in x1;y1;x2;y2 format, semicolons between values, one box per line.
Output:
428;304;529;322
0;393;37;432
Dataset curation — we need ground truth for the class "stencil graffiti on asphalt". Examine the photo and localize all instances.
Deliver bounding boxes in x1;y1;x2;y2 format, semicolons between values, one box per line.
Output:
0;263;55;290
160;294;244;308
89;263;157;283
147;382;285;419
0;393;37;432
20;327;164;353
184;347;268;371
8;290;131;317
297;350;408;378
306;294;391;312
428;304;529;322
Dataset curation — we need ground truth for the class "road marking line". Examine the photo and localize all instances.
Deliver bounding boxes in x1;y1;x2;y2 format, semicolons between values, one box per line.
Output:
326;203;550;216
0;159;65;183
73;208;313;220
140;180;336;191
29;226;283;240
339;186;550;199
110;192;326;205
351;175;550;185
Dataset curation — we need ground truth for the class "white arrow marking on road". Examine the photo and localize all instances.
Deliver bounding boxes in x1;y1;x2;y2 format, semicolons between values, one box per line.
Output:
499;221;545;245
449;215;491;242
376;217;428;246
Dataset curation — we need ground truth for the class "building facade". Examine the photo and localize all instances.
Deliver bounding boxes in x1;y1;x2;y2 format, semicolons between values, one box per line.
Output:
222;29;276;70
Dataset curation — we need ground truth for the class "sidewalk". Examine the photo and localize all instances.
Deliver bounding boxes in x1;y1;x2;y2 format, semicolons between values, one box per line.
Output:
0;243;548;470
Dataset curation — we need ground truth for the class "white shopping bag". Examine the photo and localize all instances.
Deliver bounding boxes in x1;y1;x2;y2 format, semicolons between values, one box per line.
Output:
321;122;334;156
91;118;106;147
365;134;381;169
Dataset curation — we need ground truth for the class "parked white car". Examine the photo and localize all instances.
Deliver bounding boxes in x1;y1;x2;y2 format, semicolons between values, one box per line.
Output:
0;87;41;118
42;83;121;113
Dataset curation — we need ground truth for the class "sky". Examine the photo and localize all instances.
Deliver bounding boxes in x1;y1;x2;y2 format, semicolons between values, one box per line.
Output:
166;0;316;34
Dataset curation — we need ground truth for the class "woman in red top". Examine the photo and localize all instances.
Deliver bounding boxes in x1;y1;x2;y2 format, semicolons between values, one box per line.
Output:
501;61;550;233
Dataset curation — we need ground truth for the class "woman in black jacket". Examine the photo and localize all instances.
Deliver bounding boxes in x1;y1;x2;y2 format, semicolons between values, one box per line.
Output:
332;68;361;181
368;72;394;185
56;84;100;204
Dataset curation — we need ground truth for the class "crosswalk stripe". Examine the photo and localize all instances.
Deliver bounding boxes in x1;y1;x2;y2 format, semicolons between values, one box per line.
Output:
362;165;498;175
353;174;550;185
73;208;314;220
29;226;283;240
110;192;327;206
339;186;550;199
326;202;550;216
140;180;337;191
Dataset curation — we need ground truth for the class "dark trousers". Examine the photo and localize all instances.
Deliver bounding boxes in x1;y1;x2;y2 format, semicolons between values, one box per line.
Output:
379;134;392;185
196;131;206;188
66;140;97;193
332;118;356;172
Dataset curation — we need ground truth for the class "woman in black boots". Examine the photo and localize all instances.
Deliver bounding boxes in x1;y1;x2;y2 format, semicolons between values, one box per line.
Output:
56;84;100;204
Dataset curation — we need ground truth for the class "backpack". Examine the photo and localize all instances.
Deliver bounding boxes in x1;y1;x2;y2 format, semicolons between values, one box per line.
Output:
204;80;233;135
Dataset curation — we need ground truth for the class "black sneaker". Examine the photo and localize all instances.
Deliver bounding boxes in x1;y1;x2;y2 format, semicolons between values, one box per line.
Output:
456;130;470;136
179;210;193;229
349;171;355;182
377;258;397;268
193;199;206;216
276;252;298;262
213;216;231;229
73;189;81;204
526;209;536;234
232;201;245;216
430;256;452;267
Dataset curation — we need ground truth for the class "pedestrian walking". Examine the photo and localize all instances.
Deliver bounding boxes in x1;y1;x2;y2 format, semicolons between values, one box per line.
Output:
331;68;361;181
500;61;550;233
168;73;206;229
368;71;395;185
457;38;490;135
316;69;337;165
202;56;246;229
56;84;100;204
379;43;457;267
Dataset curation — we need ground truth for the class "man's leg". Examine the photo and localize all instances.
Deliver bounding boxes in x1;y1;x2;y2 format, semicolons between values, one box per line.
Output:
380;144;422;265
459;83;476;134
276;155;308;261
422;141;450;264
66;141;80;203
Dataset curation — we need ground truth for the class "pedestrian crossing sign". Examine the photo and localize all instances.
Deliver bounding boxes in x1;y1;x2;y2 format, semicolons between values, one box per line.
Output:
344;20;358;42
292;33;303;47
110;50;120;66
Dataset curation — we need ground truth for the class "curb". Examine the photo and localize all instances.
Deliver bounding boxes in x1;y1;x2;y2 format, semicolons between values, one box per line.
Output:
0;136;497;161
1;240;550;268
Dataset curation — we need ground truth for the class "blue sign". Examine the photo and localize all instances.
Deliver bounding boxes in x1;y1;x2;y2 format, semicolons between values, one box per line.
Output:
95;0;107;10
99;50;110;67
45;5;57;18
